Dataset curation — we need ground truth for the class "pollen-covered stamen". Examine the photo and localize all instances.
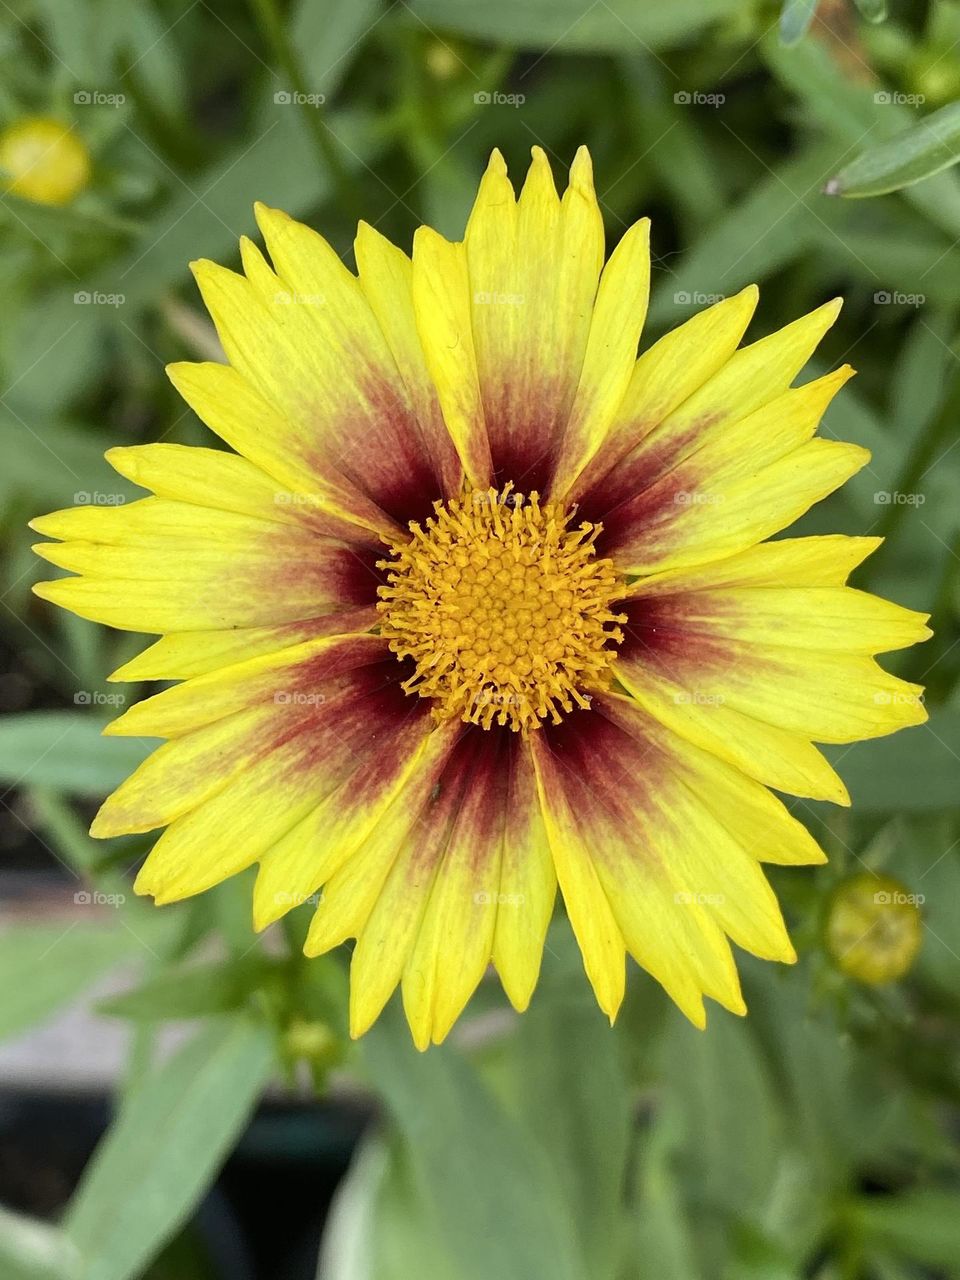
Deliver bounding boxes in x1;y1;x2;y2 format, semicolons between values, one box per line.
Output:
377;485;627;732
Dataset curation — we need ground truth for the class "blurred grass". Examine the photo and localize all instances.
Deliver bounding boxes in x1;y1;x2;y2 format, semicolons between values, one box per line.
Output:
1;1;960;1278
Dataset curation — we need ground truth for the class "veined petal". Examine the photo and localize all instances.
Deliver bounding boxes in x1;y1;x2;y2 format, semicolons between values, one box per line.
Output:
566;287;758;504
530;700;757;1026
411;226;492;488
31;497;379;633
109;607;377;682
103;444;377;546
636;535;883;593
580;297;843;527
305;727;553;1048
549;216;651;496
461;146;607;492
113;649;435;907
102;633;389;739
166;360;396;539
354;221;463;499
190;230;441;528
621;593;927;745
614;664;849;803
604;438;870;575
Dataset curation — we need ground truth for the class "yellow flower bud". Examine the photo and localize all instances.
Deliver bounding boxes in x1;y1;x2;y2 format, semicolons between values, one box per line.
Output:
825;873;922;985
0;117;91;206
283;1018;338;1064
424;39;464;81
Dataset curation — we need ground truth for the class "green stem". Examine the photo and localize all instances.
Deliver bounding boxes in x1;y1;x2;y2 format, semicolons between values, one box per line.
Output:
247;0;361;219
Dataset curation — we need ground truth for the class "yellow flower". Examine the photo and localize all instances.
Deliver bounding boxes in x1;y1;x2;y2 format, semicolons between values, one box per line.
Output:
31;147;931;1049
0;117;90;206
826;873;923;985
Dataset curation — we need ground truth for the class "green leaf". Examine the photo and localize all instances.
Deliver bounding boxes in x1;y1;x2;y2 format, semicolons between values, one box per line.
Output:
0;415;133;513
0;1206;79;1280
0;713;152;796
64;1017;274;1280
823;712;960;813
98;954;279;1021
647;146;831;325
779;0;818;47
0;925;136;1043
319;1134;456;1280
360;1002;587;1280
849;1190;960;1267
407;0;747;54
764;35;960;238
508;930;631;1276
292;0;383;100
825;100;960;197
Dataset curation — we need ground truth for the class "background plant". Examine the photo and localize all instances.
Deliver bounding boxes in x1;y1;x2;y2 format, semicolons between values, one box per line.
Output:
1;1;960;1277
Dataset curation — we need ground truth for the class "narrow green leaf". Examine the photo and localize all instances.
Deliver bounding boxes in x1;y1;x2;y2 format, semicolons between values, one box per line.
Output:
509;931;631;1276
825;101;960;197
408;0;746;54
779;0;819;47
65;1017;274;1280
98;955;279;1021
0;1206;79;1280
849;1190;960;1267
318;1134;456;1280
360;1003;587;1280
0;925;136;1043
0;713;152;796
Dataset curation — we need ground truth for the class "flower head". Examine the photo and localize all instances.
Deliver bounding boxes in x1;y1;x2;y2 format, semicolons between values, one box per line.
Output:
826;873;923;984
0;117;90;206
31;147;931;1048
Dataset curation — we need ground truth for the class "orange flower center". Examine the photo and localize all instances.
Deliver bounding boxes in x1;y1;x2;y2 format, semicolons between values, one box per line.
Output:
377;485;626;732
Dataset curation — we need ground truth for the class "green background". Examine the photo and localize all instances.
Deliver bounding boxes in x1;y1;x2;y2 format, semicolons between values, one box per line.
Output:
1;0;960;1277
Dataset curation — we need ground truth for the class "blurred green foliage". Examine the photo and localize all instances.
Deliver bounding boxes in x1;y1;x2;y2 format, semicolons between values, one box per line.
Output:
1;0;960;1278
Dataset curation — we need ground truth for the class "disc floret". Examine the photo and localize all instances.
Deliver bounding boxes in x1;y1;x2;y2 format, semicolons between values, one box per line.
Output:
377;485;626;731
